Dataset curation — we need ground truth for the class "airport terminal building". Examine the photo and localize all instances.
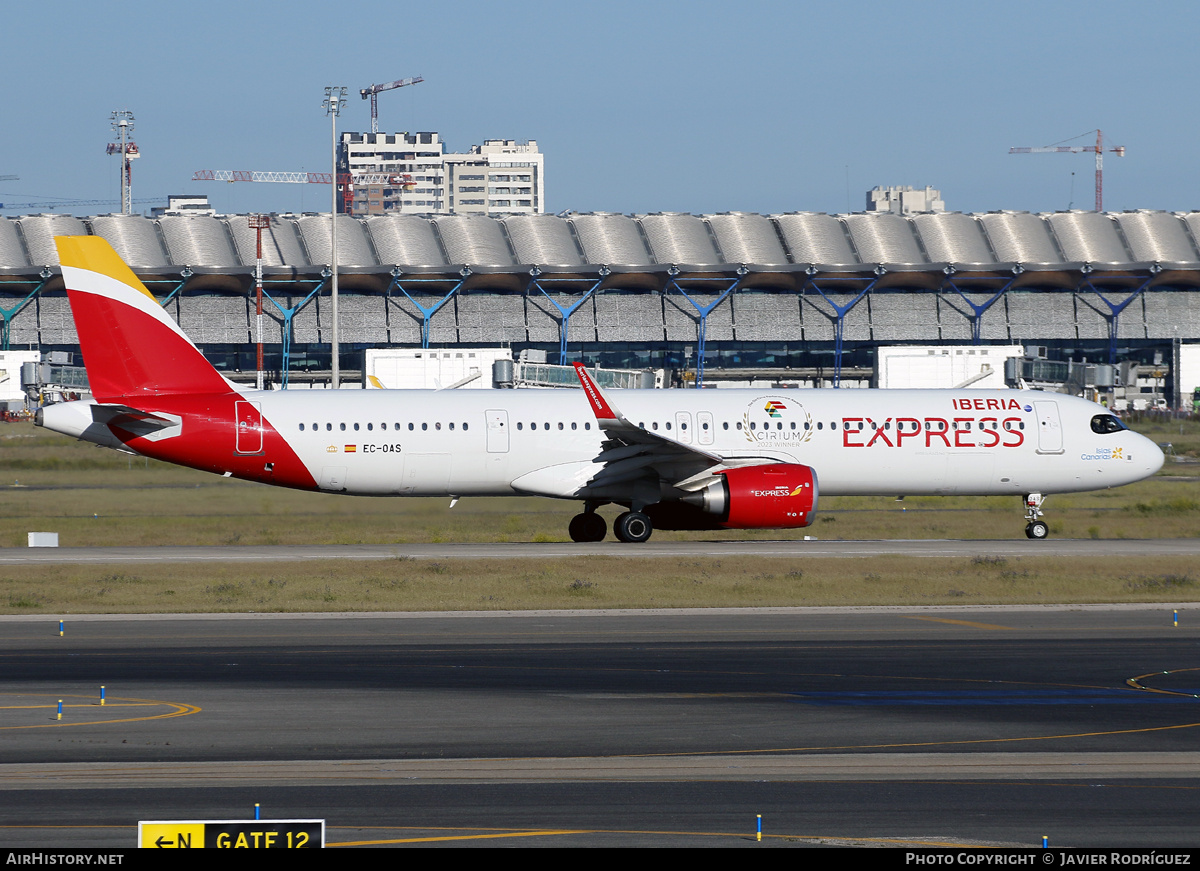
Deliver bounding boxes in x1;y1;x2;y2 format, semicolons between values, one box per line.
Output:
1;208;1199;401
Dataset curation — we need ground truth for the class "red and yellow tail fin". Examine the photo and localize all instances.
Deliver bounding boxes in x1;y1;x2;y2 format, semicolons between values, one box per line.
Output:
55;236;233;403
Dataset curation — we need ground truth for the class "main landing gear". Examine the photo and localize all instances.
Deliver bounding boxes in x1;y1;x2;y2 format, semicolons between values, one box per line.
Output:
613;511;653;544
1023;493;1049;540
568;507;654;543
568;509;607;543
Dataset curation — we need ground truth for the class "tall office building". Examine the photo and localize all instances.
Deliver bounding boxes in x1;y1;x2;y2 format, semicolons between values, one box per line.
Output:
339;132;544;216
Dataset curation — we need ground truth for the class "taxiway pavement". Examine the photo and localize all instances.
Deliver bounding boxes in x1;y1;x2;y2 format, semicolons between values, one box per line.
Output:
1;538;1199;564
1;607;1198;847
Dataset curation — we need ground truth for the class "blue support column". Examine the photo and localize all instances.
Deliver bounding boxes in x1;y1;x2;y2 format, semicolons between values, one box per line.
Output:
261;274;329;388
155;267;194;308
665;266;745;388
941;268;1017;343
1076;271;1154;364
0;271;49;350
389;267;467;349
802;269;877;387
529;267;603;364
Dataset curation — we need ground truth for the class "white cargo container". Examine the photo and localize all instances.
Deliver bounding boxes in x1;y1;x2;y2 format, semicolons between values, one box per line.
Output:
0;350;39;407
364;348;512;390
1179;344;1200;410
875;345;1024;390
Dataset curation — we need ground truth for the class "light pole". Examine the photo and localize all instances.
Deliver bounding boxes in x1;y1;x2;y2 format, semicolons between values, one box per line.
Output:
108;111;136;215
323;86;346;389
248;214;270;390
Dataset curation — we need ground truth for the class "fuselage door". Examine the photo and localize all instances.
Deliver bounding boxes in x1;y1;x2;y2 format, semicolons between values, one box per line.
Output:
485;409;509;453
1033;400;1064;454
234;401;263;455
697;411;714;446
675;411;693;444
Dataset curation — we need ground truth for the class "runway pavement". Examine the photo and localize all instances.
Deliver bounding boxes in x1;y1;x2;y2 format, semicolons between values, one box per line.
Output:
1;537;1199;564
1;607;1199;847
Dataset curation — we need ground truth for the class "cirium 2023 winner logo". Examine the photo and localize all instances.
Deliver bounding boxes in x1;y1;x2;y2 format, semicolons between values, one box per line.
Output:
743;396;813;446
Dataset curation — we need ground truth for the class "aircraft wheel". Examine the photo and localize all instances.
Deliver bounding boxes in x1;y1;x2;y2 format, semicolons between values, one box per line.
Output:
569;512;607;543
614;511;653;544
1025;521;1049;540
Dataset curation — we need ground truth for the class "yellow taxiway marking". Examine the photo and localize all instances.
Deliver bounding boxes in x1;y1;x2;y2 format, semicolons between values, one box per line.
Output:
0;693;199;729
905;616;1016;630
1127;667;1200;698
327;827;983;847
333;830;588;846
614;719;1200;758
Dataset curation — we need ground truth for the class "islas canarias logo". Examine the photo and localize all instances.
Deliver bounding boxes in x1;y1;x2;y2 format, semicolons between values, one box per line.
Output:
743;396;813;446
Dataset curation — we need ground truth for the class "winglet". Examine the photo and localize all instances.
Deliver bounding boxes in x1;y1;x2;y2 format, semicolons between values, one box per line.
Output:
573;363;620;423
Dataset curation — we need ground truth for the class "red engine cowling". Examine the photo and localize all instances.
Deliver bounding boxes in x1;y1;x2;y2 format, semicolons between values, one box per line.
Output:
682;463;818;529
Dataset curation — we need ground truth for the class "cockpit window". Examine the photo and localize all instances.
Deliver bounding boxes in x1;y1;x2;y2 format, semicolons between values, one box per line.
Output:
1090;414;1127;435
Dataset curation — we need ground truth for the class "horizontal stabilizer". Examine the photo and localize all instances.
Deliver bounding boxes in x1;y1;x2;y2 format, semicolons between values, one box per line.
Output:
90;404;181;439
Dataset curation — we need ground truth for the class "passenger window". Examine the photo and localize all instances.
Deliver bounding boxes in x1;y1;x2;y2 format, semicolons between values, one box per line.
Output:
353;423;360;431
449;422;455;430
463;423;468;431
517;422;523;430
367;423;373;431
340;423;346;431
422;423;428;431
326;423;332;431
408;423;414;431
299;423;305;431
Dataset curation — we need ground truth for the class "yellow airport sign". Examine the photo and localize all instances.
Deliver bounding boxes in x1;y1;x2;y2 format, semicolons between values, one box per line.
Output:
138;820;323;848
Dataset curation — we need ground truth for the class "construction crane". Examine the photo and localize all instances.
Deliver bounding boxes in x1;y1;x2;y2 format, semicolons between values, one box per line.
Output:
1009;129;1125;212
191;169;415;212
359;76;424;134
0;197;157;211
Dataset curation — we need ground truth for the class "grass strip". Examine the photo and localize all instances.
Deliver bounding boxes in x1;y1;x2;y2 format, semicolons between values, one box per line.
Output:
2;554;1198;614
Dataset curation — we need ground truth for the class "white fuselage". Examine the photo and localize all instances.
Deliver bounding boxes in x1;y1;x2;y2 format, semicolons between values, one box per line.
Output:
248;387;1162;499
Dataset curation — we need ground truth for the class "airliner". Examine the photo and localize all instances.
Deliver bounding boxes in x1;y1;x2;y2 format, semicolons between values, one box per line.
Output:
36;236;1164;543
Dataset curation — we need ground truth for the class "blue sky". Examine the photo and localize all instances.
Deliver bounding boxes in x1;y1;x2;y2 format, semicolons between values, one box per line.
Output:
2;0;1196;217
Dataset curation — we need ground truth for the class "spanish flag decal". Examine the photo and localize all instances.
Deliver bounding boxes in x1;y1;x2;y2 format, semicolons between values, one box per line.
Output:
344;445;357;453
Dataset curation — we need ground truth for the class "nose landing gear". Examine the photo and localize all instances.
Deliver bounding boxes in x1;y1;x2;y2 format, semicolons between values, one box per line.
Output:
1024;493;1048;539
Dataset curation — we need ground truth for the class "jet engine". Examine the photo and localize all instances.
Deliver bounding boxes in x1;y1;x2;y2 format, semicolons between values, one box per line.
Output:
673;463;819;529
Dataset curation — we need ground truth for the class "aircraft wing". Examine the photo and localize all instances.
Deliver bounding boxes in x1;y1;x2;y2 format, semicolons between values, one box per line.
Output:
572;363;728;492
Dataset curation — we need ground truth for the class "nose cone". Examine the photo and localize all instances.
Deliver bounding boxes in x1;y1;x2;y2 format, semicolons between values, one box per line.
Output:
1137;434;1166;479
1143;435;1166;477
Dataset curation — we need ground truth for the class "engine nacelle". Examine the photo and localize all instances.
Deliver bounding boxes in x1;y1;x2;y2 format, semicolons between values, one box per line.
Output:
681;463;818;529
